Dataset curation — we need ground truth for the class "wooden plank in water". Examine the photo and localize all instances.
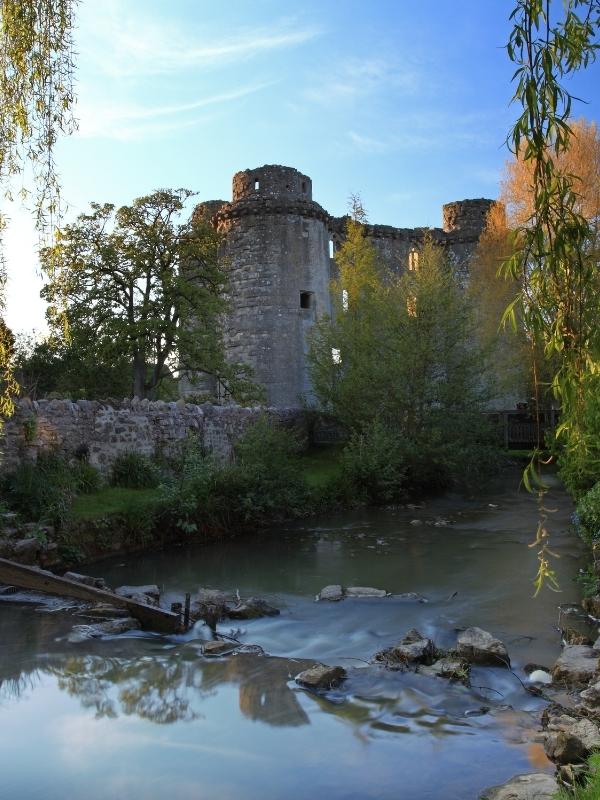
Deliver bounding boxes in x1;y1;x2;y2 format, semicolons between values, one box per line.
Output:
0;557;181;634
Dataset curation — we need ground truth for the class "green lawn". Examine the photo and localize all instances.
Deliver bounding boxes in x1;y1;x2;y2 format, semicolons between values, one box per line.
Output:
299;446;343;488
71;487;160;520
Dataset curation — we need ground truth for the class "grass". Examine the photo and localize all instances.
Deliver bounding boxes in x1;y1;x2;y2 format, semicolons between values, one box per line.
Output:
556;753;600;799
299;445;343;488
71;486;160;520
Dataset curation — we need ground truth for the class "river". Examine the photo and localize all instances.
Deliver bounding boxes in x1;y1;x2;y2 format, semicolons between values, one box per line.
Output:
0;469;587;799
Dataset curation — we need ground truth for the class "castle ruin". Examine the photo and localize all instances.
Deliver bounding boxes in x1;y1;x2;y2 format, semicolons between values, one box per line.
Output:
188;165;495;408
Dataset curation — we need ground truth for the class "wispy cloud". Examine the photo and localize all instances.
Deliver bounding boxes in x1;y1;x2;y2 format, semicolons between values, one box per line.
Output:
77;83;272;141
347;110;499;155
78;2;320;78
304;57;424;106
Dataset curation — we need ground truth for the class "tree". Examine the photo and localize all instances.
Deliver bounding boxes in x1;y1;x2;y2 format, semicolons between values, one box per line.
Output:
40;189;258;400
308;209;494;497
503;0;600;591
0;0;77;420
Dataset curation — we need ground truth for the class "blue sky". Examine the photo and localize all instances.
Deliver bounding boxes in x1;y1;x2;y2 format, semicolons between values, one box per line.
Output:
5;0;599;333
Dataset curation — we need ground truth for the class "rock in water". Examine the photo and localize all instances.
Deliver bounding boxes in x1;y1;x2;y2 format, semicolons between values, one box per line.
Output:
419;657;470;684
64;572;109;590
544;718;600;764
580;679;600;715
551;645;600;686
479;773;558;800
115;584;160;604
317;585;344;601
456;627;510;666
68;617;140;642
528;669;552;685
228;598;280;620
295;663;347;690
345;586;388;598
374;629;436;667
202;640;235;656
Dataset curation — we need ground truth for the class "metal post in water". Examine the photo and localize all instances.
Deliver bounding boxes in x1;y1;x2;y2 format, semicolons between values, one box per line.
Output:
184;592;191;630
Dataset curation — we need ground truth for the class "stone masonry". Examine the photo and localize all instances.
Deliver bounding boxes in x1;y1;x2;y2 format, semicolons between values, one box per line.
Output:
187;164;496;408
0;398;304;475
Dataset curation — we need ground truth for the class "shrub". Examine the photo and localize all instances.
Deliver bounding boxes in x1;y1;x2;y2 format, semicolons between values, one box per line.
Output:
74;461;103;494
575;481;600;544
3;452;75;526
340;421;408;504
110;452;160;489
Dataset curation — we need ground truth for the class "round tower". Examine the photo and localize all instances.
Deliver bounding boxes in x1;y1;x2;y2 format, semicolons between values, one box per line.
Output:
215;165;332;407
442;199;495;236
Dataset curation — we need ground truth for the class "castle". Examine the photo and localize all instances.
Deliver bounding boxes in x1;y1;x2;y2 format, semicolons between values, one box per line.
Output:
187;164;495;408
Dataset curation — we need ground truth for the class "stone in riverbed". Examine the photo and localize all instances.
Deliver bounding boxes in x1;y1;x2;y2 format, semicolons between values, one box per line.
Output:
227;598;280;620
456;627;510;666
479;773;558;800
115;584;160;604
582;594;600;617
551;645;600;686
68;617;140;642
579;679;600;715
544;717;600;764
64;571;109;590
318;585;343;601
12;537;41;564
202;640;235;656
374;628;436;668
295;663;346;690
345;586;388;598
419;657;470;684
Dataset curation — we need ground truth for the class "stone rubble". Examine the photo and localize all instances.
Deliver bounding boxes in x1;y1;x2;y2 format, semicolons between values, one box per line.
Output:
456;627;510;666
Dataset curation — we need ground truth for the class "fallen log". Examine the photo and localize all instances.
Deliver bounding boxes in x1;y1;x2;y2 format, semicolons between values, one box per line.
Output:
0;557;181;634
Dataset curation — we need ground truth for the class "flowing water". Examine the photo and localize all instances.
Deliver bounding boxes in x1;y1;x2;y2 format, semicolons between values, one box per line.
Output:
0;469;589;799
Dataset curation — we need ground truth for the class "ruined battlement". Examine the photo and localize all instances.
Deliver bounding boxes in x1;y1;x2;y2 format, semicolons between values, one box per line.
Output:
232;165;313;202
186;165;497;407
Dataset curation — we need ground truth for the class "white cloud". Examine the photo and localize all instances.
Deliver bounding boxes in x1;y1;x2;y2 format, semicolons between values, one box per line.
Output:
76;83;272;141
78;2;320;78
304;57;424;106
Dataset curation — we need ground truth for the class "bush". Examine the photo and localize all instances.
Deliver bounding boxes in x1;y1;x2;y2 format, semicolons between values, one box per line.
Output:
110;452;160;489
575;481;600;544
340;415;499;505
160;417;311;533
3;453;75;526
74;461;103;494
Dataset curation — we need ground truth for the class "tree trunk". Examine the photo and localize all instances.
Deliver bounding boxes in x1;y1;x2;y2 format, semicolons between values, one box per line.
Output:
133;353;147;398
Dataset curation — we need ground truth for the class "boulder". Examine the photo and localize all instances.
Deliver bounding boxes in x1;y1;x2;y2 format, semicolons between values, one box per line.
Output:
191;588;231;627
68;617;140;642
396;592;428;602
544;718;600;764
295;663;346;690
456;627;510;666
582;595;600;617
115;584;160;603
580;679;600;714
318;585;344;601
419;657;470;684
374;629;436;667
479;773;558;800
64;572;109;590
551;645;600;686
345;586;388;598
228;598;280;620
197;588;230;605
12;538;41;564
203;640;235;656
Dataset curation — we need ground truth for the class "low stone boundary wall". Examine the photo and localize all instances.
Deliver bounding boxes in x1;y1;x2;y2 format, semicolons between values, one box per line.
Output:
0;398;306;474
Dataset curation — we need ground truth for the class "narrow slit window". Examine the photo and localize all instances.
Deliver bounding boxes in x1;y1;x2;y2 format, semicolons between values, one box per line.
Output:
408;248;419;271
332;348;341;364
329;239;334;258
254;180;260;191
342;288;349;311
302;181;307;193
300;291;313;309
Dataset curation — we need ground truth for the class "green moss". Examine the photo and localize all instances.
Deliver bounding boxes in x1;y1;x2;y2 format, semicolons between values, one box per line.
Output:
71;487;159;520
299;446;343;488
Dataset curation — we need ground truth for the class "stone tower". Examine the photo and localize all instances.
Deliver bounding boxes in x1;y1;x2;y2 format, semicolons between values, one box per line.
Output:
188;165;497;408
213;165;333;407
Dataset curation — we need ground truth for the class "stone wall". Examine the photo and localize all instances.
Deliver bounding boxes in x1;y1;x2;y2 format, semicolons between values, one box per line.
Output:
0;399;305;474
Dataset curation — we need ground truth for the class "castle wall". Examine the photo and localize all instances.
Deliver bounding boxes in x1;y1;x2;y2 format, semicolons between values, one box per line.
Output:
0;399;306;474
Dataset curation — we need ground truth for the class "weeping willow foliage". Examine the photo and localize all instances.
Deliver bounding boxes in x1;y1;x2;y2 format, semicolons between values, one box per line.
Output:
503;0;600;592
0;0;77;424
